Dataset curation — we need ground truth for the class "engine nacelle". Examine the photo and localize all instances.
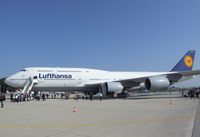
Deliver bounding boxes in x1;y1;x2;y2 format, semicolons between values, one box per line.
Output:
101;82;124;95
107;82;124;93
145;76;170;91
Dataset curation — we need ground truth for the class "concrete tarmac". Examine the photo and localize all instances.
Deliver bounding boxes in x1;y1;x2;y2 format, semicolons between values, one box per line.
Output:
0;98;198;137
192;99;200;137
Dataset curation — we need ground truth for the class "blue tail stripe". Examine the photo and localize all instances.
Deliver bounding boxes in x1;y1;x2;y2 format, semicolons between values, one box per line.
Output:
171;50;195;72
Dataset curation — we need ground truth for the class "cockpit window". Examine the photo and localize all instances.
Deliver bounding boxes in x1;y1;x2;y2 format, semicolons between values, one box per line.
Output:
21;69;26;71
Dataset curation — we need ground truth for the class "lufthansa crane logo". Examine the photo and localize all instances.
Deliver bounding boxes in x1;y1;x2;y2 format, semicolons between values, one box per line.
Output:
184;55;193;67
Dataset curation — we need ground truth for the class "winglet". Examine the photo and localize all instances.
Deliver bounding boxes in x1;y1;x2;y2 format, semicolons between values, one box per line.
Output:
171;50;195;72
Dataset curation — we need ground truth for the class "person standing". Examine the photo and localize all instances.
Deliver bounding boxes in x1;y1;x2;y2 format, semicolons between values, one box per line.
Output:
99;93;103;101
42;93;46;101
0;93;4;108
10;92;13;102
89;94;93;101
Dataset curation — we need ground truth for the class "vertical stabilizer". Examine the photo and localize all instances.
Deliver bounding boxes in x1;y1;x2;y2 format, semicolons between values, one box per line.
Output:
171;50;195;72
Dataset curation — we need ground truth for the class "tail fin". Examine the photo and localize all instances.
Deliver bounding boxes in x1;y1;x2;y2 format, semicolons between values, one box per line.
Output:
171;50;195;72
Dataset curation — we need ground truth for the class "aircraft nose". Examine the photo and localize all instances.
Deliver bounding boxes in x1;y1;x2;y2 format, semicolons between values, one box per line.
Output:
4;77;11;86
4;76;15;87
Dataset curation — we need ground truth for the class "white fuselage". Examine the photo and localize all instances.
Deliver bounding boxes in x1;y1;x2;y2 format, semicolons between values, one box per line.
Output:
5;67;170;92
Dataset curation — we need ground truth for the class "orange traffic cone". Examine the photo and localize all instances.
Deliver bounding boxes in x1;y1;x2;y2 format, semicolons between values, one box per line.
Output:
170;99;173;105
73;106;77;112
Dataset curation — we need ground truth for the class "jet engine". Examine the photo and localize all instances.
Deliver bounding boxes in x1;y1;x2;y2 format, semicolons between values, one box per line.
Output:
101;82;124;95
145;76;170;91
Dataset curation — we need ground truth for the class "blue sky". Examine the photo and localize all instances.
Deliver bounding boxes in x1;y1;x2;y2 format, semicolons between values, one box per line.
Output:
0;0;200;87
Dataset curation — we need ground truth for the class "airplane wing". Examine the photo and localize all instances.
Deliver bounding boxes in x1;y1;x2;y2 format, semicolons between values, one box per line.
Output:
84;69;200;94
117;70;200;89
167;70;200;82
116;50;200;90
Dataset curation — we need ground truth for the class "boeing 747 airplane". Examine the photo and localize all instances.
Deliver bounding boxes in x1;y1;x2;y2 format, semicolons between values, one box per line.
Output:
4;50;200;96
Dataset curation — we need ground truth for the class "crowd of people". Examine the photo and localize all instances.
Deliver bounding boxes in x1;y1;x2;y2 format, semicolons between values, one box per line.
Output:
9;91;71;102
184;88;200;99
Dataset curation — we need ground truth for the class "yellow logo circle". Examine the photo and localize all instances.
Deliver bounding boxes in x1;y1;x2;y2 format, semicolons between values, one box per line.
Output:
184;55;193;67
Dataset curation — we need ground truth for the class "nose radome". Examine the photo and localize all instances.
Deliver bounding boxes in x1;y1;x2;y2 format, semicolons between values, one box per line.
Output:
4;76;16;87
4;77;11;86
